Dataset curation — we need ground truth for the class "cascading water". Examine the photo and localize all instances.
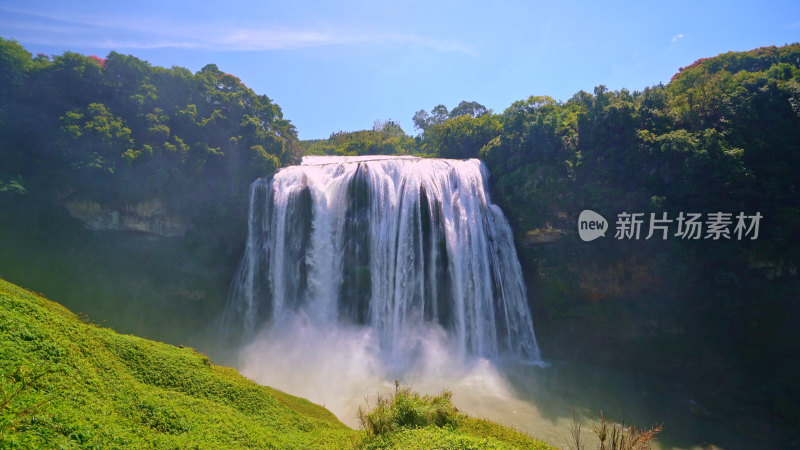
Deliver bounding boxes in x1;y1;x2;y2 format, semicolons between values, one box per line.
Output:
222;155;541;363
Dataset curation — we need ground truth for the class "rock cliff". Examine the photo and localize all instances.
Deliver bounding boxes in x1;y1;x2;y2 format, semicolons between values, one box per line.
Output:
63;198;187;238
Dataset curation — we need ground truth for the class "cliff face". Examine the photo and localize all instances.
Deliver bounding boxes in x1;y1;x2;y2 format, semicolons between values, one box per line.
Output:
63;198;187;238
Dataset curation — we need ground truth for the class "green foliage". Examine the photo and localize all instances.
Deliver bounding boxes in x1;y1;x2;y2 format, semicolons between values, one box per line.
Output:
0;278;353;448
358;383;552;450
356;384;554;449
414;45;800;265
357;401;555;448
0;176;25;195
300;120;420;156
61;102;132;175
358;385;462;435
458;417;555;449
360;426;553;450
0;38;33;102
423;113;501;158
414;101;500;158
413;100;490;133
0;366;54;441
0;37;298;249
479;95;579;228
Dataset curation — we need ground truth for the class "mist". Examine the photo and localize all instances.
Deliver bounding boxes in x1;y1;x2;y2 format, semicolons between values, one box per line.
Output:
236;314;543;432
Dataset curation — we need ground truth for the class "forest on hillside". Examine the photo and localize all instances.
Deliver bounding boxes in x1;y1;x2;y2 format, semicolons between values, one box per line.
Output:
0;37;297;249
1;37;799;442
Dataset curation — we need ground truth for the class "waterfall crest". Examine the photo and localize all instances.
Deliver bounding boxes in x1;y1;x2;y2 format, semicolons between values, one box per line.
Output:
223;156;541;362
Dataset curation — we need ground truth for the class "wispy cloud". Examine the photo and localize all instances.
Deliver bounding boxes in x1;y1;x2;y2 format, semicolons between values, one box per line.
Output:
207;28;475;55
0;6;476;56
671;33;684;43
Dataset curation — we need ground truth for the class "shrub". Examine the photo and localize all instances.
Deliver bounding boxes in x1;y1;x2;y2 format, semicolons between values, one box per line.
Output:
357;383;462;435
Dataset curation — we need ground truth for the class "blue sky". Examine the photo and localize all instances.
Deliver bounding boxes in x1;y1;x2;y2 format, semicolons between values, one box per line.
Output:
1;1;798;139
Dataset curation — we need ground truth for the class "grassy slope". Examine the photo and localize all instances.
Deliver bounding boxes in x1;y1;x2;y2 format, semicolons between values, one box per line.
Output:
0;278;353;448
0;278;555;449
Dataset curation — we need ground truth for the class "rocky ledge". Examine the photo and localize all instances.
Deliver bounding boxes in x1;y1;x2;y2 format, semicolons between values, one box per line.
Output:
63;198;187;238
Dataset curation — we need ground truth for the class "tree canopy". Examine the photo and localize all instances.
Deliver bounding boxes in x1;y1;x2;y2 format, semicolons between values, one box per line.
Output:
298;120;419;156
0;38;296;241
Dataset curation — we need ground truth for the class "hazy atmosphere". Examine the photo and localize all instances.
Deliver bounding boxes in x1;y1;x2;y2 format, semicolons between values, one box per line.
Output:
1;1;799;449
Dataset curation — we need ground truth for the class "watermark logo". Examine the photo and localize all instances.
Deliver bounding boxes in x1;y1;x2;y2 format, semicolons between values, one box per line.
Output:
578;210;608;242
578;210;762;242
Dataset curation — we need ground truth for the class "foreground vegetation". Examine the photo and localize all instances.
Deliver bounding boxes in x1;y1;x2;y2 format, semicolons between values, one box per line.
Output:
0;278;352;448
0;278;552;448
357;385;553;449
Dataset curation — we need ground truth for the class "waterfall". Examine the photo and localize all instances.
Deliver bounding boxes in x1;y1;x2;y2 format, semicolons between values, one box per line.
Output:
222;155;541;362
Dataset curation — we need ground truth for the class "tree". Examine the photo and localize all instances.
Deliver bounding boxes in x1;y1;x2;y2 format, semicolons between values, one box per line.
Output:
449;100;489;118
0;38;32;103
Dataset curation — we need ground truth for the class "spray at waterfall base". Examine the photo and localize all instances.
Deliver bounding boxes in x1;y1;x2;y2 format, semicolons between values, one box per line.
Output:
222;156;544;425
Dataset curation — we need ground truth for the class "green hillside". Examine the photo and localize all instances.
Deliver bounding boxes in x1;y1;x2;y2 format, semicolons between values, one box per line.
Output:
0;278;553;448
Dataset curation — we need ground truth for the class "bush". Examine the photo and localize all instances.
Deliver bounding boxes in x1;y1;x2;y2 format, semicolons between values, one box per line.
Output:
357;383;462;435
